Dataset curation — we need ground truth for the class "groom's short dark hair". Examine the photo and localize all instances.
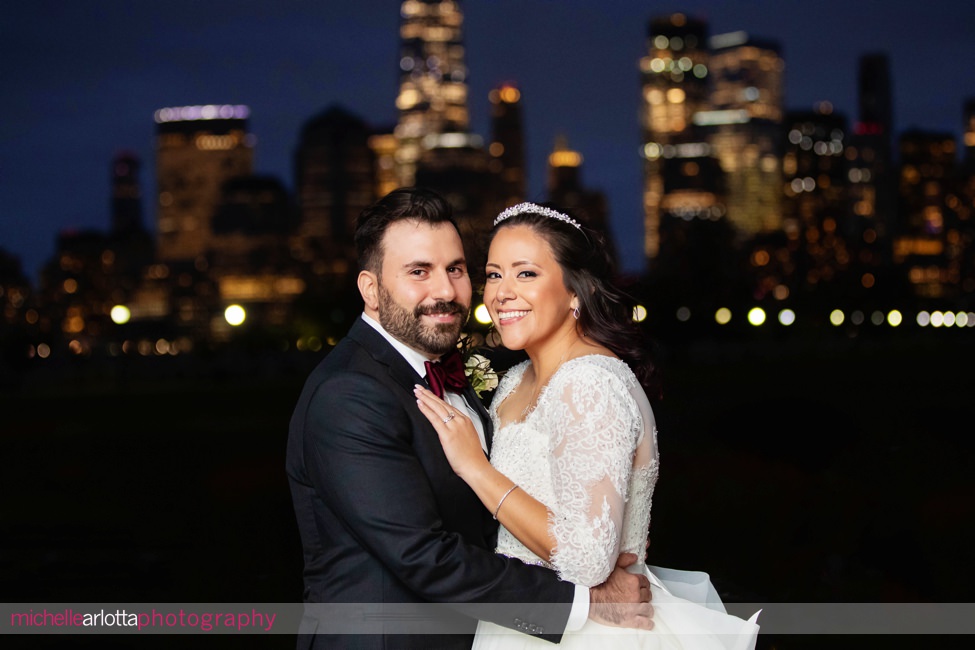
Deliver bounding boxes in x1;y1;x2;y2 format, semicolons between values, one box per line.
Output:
354;187;460;273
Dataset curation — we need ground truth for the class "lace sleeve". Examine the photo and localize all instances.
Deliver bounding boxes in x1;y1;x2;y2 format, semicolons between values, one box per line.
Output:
545;362;641;586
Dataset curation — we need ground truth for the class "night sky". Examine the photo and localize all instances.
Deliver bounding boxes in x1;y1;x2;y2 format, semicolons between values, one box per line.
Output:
3;0;974;282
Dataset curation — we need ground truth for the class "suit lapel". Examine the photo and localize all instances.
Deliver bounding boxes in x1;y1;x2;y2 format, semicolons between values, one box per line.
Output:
463;384;494;454
347;318;428;390
348;318;493;450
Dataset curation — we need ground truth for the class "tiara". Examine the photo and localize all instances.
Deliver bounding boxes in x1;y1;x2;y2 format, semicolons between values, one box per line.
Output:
493;202;582;230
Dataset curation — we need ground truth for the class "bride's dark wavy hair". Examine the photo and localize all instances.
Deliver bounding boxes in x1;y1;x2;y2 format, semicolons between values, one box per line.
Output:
491;204;659;396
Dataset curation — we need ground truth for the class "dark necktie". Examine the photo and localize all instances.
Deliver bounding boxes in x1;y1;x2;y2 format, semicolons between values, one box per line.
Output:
423;349;468;399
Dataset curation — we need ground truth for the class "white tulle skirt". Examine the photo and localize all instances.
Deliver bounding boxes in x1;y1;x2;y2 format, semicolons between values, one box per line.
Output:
473;565;761;650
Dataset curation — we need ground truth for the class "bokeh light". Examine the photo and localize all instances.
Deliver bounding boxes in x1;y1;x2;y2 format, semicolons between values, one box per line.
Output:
110;305;131;324
474;304;492;325
224;304;246;326
747;307;766;326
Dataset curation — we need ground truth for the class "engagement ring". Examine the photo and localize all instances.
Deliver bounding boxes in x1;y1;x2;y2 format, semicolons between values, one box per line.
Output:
442;412;456;424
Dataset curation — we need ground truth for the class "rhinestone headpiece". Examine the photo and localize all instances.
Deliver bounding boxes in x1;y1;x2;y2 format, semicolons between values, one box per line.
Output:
493;202;582;230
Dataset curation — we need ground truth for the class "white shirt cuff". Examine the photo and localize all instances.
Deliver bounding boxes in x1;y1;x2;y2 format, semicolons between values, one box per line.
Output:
565;584;589;631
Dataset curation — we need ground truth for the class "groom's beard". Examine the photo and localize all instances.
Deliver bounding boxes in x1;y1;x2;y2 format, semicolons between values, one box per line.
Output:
377;282;469;356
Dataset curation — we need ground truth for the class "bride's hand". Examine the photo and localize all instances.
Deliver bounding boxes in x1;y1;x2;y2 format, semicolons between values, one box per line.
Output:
414;385;488;480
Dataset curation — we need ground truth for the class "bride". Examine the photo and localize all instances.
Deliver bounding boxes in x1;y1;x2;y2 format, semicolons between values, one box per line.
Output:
415;202;760;649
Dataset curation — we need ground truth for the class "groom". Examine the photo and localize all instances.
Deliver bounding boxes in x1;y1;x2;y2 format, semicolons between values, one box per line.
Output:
286;187;652;649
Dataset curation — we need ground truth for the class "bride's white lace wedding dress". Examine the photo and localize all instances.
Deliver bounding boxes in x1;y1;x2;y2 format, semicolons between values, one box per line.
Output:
475;355;760;649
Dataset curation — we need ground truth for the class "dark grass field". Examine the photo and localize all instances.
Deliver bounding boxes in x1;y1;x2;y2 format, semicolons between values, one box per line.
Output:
2;333;973;648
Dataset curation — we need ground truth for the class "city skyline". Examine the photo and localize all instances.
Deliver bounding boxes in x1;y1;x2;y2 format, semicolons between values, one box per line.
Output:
3;0;974;283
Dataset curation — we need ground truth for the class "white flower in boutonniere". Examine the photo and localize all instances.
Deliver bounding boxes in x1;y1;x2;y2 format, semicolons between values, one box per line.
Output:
463;352;499;398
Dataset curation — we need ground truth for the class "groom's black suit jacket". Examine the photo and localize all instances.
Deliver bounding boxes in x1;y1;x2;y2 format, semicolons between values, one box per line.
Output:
286;318;575;649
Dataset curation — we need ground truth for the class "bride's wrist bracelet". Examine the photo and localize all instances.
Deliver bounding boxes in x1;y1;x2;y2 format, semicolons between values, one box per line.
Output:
493;484;520;520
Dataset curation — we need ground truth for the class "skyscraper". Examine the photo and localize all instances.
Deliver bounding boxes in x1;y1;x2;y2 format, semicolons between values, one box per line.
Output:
840;52;897;291
703;31;784;239
848;54;896;273
108;151;154;295
211;175;298;264
897;131;955;238
489;82;527;207
894;130;958;298
782;105;852;295
394;0;469;187
294;105;377;288
154;104;254;263
38;152;156;351
546;136;613;262
111;152;145;236
546;137;605;221
368;129;400;200
639;13;714;259
708;32;784;123
394;0;498;253
547;135;583;199
209;174;304;333
857;54;894;150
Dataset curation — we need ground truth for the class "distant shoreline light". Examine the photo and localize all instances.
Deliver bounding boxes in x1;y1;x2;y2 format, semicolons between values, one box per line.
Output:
154;105;250;124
